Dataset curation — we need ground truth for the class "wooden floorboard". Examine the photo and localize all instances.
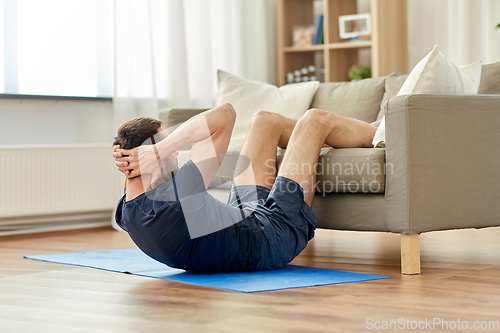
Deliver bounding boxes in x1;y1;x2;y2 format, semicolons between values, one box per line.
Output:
1;226;500;332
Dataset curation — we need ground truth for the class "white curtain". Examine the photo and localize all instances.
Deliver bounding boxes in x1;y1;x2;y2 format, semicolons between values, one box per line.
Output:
408;0;500;68
435;0;500;66
113;0;277;130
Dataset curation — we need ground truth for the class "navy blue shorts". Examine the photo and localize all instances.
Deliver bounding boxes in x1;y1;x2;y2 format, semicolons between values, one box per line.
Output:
228;176;316;270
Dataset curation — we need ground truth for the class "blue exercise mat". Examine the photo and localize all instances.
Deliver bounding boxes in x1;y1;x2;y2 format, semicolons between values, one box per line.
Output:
25;248;390;293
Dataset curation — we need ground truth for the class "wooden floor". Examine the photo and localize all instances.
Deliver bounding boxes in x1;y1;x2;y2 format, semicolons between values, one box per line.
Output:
1;226;500;333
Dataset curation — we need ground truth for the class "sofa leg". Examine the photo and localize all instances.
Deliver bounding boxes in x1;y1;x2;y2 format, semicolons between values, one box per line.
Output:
400;234;421;275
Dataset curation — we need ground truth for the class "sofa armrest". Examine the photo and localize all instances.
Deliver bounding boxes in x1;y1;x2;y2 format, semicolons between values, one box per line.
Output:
384;94;500;234
158;108;208;128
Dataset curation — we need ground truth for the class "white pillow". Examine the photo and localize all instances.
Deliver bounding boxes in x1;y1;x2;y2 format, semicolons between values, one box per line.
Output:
215;70;319;152
372;45;482;148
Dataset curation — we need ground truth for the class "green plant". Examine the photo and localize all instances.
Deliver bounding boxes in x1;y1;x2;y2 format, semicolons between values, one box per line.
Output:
348;64;372;81
497;22;500;29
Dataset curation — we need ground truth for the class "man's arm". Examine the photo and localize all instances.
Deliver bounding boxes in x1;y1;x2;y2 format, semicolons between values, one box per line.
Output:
114;103;236;188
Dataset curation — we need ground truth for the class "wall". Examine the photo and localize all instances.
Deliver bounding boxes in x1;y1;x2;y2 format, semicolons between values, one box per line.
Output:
0;97;118;233
407;0;438;69
0;98;114;146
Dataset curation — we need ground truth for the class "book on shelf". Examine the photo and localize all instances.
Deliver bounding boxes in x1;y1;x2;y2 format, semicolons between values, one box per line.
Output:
313;14;323;45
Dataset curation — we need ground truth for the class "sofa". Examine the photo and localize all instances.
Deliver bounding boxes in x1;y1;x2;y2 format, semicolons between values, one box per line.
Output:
158;62;500;275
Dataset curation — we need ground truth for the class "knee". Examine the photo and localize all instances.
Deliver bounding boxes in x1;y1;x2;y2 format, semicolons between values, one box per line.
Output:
252;110;274;121
303;108;335;120
297;109;339;131
299;109;337;128
219;103;236;123
251;110;283;131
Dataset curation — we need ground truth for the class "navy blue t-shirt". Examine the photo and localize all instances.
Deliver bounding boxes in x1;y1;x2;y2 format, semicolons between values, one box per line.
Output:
115;160;267;273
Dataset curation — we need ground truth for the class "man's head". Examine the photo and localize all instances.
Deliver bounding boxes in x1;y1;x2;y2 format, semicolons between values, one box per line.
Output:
113;117;178;184
113;117;163;150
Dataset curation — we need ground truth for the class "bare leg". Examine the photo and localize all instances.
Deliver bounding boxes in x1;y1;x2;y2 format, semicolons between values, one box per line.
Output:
323;113;377;148
233;111;296;189
278;109;377;207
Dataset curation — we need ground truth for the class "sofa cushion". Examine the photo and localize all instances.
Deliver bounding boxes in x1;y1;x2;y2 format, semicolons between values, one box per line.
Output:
376;72;408;120
215;70;319;152
277;148;386;194
478;61;500;94
310;77;386;123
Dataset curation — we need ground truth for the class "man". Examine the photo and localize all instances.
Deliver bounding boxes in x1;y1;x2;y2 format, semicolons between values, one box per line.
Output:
113;104;376;273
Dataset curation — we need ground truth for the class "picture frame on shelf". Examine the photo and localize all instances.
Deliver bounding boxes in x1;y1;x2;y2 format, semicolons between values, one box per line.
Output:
338;13;371;40
291;25;315;47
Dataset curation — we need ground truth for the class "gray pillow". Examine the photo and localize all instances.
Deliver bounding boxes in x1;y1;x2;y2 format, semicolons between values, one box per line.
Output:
376;72;408;120
478;62;500;94
310;77;386;123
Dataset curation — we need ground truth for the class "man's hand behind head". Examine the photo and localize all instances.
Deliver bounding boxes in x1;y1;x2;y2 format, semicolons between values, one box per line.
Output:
113;145;140;178
113;117;166;178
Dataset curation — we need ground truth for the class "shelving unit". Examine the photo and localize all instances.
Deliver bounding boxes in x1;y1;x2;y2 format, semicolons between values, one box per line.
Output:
277;0;408;85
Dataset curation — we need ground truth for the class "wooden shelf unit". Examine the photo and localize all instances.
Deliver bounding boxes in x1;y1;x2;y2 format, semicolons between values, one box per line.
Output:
283;41;372;52
277;0;408;85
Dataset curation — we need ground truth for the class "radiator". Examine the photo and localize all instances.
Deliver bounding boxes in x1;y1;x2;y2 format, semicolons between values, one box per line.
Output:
0;145;120;235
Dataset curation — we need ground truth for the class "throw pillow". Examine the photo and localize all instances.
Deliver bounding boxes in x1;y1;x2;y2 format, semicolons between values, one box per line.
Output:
215;70;319;152
478;61;500;94
372;45;482;148
310;77;386;123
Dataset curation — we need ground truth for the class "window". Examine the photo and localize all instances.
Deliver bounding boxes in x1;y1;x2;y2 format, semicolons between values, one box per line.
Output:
1;0;113;98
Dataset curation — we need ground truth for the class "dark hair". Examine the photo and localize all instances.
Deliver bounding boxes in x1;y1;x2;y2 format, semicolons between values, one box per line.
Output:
113;117;162;150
